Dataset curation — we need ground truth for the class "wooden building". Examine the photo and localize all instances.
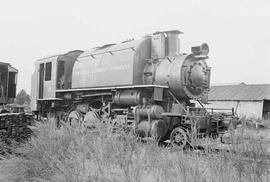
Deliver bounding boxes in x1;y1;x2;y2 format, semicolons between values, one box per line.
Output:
206;83;270;120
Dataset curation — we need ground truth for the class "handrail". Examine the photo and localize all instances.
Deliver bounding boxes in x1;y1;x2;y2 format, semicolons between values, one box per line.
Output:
196;100;210;115
189;107;234;111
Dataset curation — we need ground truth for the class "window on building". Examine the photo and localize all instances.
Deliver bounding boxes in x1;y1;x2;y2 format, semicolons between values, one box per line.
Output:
45;62;52;81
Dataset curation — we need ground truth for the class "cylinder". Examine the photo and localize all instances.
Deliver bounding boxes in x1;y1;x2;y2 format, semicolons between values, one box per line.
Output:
151;119;168;139
114;90;142;105
136;119;168;140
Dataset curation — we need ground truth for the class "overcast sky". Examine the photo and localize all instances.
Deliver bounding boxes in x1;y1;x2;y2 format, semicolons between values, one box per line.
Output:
0;0;270;93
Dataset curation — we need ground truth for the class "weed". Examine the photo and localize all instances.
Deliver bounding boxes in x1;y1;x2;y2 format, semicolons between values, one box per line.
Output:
0;118;269;182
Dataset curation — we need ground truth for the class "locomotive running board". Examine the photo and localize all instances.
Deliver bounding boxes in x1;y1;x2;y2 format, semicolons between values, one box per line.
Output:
56;85;169;93
37;98;63;101
162;112;183;117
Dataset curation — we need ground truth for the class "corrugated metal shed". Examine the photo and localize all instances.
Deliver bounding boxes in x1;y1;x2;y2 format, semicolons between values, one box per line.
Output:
209;83;270;101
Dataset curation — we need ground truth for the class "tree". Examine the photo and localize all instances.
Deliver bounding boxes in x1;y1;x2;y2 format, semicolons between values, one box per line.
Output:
15;89;31;105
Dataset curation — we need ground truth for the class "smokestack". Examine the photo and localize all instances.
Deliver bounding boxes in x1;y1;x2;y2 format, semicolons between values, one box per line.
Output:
165;30;182;56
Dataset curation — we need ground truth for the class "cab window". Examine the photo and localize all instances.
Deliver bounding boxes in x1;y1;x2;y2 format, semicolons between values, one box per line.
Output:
45;62;52;81
57;60;65;89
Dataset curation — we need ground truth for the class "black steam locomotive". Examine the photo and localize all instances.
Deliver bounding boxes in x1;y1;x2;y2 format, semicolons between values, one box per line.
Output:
31;30;235;148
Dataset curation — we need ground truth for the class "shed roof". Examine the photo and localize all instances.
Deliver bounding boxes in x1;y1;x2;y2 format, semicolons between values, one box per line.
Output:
208;83;270;101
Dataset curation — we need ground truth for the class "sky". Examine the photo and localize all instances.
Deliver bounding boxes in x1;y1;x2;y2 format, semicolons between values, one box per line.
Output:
0;0;270;94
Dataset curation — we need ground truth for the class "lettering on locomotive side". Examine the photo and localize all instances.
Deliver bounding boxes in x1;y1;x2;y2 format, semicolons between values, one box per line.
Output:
73;64;131;82
109;64;130;71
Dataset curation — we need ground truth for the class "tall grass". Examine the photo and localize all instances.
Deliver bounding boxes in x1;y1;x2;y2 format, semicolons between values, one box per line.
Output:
0;119;269;182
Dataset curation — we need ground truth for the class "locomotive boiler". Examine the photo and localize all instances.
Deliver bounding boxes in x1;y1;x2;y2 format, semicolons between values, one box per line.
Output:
31;30;235;148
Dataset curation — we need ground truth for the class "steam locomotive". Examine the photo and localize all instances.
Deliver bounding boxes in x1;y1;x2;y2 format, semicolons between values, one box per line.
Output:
31;30;235;148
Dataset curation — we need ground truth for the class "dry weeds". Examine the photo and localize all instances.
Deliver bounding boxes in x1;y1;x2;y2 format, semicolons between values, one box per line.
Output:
0;119;269;182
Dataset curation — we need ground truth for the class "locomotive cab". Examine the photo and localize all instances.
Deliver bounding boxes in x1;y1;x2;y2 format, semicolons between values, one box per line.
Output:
31;51;82;114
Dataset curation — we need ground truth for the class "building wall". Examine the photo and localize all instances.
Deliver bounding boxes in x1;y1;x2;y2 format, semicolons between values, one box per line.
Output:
204;100;264;120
